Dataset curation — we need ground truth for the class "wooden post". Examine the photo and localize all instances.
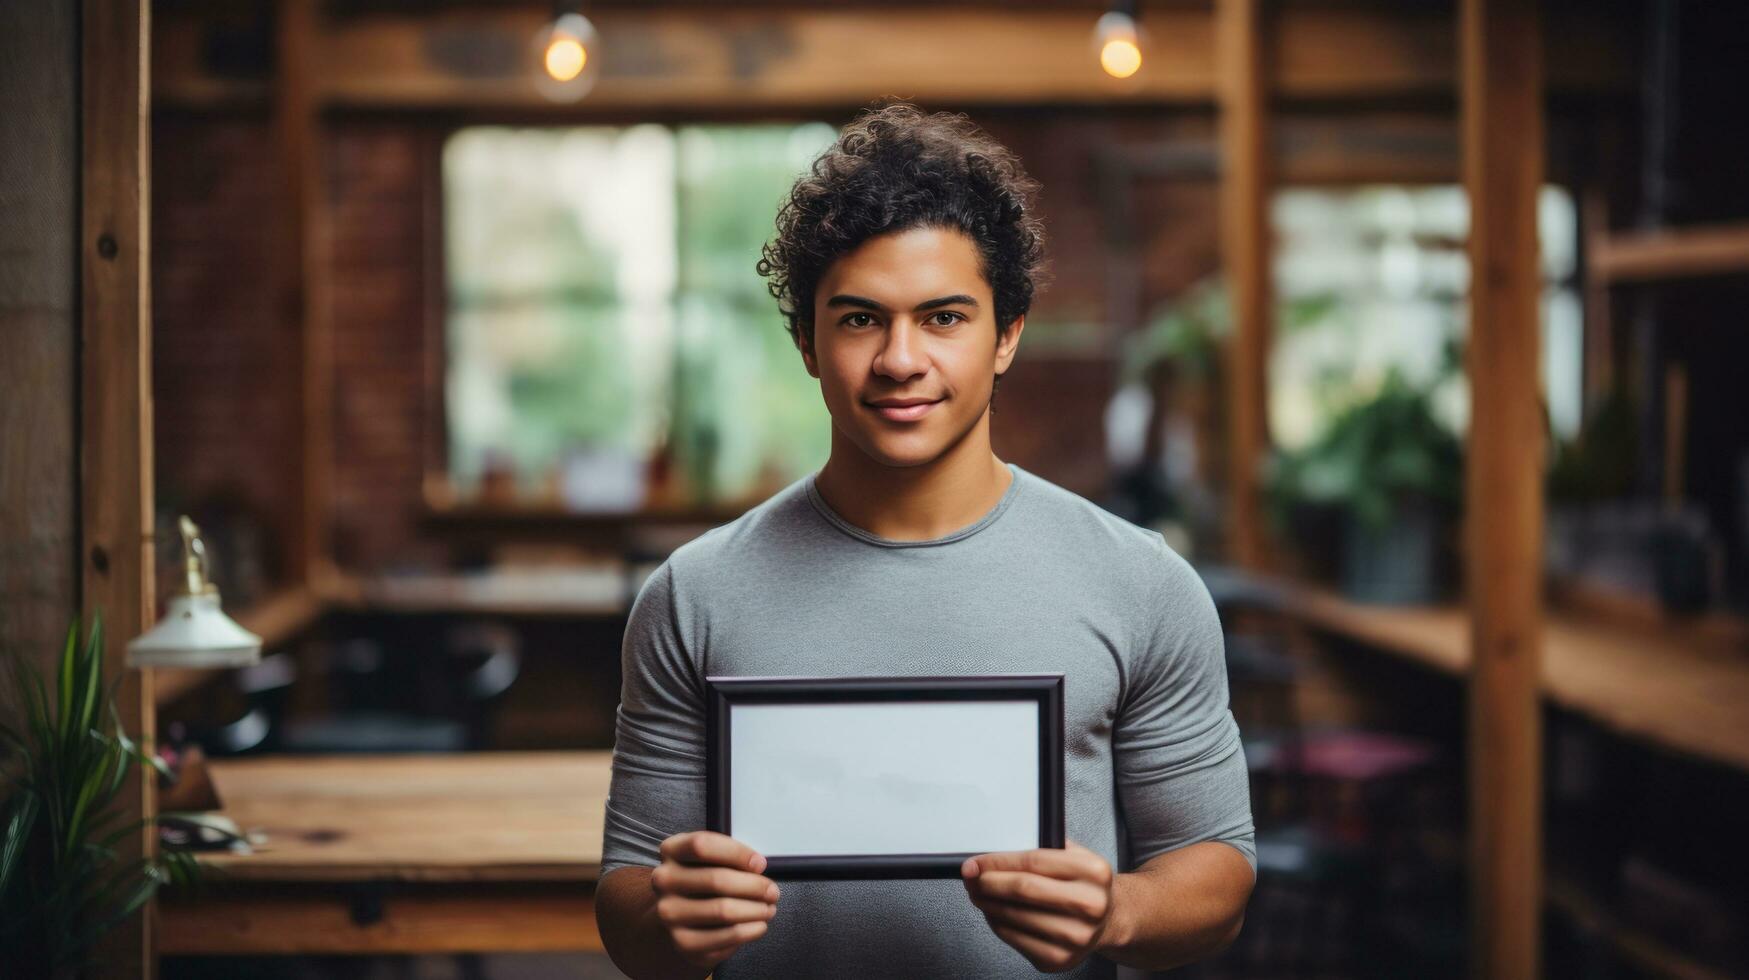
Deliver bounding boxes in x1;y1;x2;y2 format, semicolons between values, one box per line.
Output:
80;1;156;976
1218;0;1271;571
1461;1;1545;977
277;0;334;586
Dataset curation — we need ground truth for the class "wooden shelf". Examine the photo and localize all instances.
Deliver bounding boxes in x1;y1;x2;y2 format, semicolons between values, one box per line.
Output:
1546;873;1736;980
153;585;326;707
1416;826;1737;980
1257;578;1749;772
418;500;751;552
319;566;632;619
1589;222;1749;284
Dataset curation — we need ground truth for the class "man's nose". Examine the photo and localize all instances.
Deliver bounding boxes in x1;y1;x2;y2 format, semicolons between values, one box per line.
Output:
874;319;928;380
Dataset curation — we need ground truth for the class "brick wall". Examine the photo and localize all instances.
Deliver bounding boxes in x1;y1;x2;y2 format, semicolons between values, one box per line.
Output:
325;123;442;572
152;114;301;603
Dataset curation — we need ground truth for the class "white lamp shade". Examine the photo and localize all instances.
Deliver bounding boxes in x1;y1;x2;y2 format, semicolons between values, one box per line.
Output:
126;592;262;668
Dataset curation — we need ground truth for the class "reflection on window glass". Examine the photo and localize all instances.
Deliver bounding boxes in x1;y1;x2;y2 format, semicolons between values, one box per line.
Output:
1270;185;1581;451
443;123;837;509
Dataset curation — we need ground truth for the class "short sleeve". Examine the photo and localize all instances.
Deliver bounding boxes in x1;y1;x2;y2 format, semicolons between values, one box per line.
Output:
1113;536;1257;876
599;562;709;878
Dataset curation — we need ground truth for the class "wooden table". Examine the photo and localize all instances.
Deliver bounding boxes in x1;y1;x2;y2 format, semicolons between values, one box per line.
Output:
159;752;613;956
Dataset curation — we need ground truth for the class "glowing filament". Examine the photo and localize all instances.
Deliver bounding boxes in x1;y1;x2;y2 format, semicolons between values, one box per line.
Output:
1100;38;1142;79
544;36;587;82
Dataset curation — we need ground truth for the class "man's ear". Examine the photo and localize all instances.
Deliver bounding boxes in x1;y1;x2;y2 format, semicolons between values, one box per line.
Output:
799;331;820;378
994;314;1025;375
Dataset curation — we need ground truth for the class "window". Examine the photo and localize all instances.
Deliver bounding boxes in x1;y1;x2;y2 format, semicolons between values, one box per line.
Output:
442;122;838;509
1270;184;1582;450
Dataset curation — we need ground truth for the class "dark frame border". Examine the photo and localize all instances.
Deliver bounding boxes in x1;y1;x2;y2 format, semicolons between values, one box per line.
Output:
705;674;1065;880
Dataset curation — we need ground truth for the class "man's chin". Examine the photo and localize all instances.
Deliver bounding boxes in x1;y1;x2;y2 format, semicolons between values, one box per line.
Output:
852;434;952;470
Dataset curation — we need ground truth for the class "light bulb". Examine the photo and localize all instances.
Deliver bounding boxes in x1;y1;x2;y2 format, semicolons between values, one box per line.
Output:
1094;11;1143;80
532;11;599;102
544;36;586;83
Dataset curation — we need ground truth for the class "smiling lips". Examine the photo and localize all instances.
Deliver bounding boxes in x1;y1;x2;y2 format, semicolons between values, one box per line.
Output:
866;397;942;422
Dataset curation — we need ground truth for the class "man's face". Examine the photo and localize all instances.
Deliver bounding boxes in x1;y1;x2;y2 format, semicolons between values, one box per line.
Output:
801;225;1024;469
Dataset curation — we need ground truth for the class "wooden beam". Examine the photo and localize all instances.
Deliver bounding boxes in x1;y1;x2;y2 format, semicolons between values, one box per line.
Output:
277;0;336;588
1589;222;1749;283
80;1;156;976
1461;0;1545;977
153;5;1633;112
0;3;81;686
1218;0;1270;572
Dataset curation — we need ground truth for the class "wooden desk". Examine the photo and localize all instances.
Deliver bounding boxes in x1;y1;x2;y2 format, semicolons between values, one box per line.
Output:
159;752;612;956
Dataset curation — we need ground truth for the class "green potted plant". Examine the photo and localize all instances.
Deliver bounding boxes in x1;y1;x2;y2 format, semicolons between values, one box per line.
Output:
1;614;200;978
1264;371;1464;604
1115;277;1343;554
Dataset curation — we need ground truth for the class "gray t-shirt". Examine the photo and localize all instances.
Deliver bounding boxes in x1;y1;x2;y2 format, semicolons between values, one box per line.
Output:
601;463;1255;979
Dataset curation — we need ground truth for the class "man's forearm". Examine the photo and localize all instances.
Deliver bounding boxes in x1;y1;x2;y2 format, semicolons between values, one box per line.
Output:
1096;841;1254;971
595;867;711;980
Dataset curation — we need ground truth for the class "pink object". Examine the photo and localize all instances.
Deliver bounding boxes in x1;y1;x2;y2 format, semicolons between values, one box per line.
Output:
1270;731;1438;782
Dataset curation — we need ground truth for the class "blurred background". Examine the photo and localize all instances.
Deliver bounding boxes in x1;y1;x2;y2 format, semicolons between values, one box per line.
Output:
5;0;1749;977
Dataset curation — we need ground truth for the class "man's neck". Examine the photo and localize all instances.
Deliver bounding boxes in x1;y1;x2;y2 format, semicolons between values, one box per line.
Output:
813;418;1014;543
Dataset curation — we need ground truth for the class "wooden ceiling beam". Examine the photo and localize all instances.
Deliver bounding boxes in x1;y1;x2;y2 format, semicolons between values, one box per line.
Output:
154;5;1630;112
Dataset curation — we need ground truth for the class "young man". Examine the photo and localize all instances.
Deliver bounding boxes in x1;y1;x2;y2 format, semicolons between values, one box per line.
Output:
596;104;1255;979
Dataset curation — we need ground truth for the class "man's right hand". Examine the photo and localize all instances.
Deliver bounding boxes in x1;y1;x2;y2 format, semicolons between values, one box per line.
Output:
651;831;781;968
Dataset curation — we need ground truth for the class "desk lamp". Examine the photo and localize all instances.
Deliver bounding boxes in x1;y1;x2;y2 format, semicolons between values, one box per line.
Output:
126;516;262;668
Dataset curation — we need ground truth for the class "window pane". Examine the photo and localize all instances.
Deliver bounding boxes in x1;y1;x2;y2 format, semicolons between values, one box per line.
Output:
444;126;677;501
442;122;835;508
1269;184;1581;451
672;123;837;501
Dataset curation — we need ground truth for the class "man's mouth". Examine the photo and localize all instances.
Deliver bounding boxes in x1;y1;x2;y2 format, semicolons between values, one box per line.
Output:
865;397;942;422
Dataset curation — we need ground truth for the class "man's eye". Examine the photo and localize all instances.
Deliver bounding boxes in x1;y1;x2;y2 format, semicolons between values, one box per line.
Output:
843;312;877;327
928;312;963;327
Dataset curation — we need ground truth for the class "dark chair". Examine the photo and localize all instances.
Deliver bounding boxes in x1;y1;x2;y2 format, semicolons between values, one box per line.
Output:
277;622;522;755
191;651;298;756
1198;568;1445;978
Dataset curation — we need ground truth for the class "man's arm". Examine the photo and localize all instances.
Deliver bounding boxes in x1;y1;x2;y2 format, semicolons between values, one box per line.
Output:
961;837;1252;974
593;565;782;976
598;866;710;980
1100;841;1253;969
597;833;780;980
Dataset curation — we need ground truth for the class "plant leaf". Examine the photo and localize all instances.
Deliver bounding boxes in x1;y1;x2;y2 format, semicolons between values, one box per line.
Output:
78;615;106;738
92;816;152;855
109;712;172;782
57;619;78;747
0;792;41;894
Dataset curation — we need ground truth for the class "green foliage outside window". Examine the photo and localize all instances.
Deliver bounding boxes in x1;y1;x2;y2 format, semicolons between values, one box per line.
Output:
444;123;837;508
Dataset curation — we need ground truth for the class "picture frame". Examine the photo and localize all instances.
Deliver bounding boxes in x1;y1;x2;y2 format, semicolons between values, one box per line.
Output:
704;674;1065;880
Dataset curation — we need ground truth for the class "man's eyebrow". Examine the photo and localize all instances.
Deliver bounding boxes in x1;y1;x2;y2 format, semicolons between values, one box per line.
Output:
915;294;980;312
825;294;981;312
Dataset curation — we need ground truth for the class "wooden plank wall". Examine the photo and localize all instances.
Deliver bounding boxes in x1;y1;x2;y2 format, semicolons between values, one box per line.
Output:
81;0;157;976
0;3;80;683
1461;0;1547;977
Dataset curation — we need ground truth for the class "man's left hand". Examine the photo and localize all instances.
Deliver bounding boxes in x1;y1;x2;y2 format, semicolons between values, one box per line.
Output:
961;840;1117;973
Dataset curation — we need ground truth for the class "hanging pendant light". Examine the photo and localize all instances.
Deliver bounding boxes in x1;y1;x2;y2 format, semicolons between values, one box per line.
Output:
532;4;601;103
126;516;262;668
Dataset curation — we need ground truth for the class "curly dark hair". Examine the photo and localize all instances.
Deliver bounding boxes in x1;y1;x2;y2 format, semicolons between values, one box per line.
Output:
757;103;1048;354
